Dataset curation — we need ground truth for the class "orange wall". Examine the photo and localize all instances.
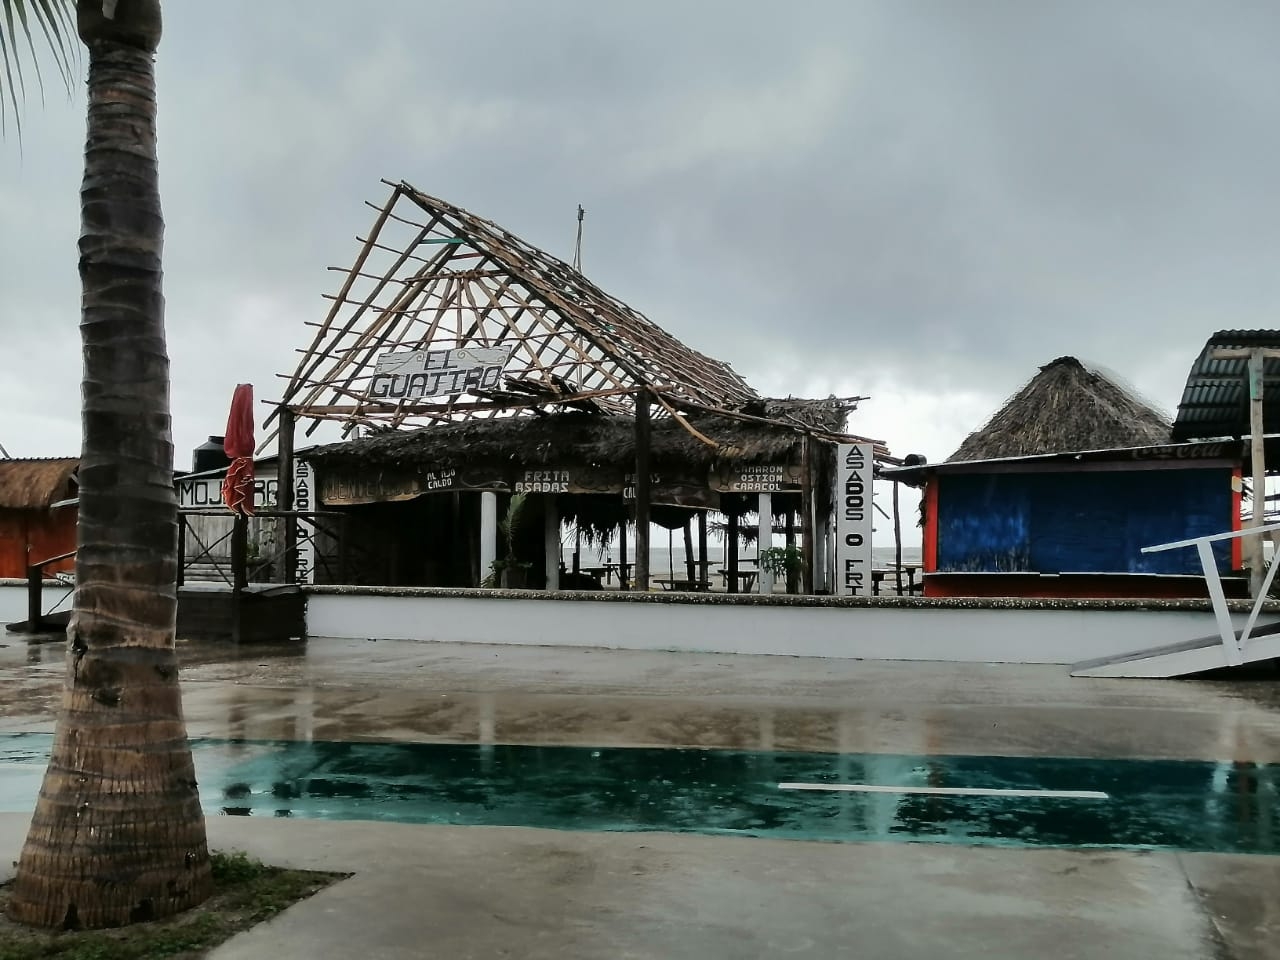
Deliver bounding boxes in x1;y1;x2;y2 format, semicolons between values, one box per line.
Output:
0;509;77;580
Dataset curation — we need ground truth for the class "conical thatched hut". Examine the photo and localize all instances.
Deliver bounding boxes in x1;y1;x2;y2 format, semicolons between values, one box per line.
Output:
0;458;79;581
950;356;1171;462
885;357;1246;601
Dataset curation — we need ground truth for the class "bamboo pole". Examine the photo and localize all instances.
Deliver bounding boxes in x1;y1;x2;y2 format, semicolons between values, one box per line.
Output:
276;406;297;584
800;434;815;595
634;387;652;592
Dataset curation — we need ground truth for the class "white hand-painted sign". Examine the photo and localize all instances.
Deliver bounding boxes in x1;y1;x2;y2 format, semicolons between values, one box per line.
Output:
293;460;316;585
834;443;874;596
368;346;512;402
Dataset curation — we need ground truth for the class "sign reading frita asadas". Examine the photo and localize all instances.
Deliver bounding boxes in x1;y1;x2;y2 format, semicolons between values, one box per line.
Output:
367;346;513;401
712;463;803;493
320;466;506;505
514;467;623;495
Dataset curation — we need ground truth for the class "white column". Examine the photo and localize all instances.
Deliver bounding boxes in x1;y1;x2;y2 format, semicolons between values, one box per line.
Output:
480;491;498;585
814;517;827;594
544;494;560;591
757;492;773;594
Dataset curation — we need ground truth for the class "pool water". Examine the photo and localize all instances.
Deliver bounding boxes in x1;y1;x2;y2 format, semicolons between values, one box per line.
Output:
1;735;1276;853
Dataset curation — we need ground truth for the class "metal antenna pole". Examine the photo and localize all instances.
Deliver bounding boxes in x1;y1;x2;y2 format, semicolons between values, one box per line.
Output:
573;205;585;272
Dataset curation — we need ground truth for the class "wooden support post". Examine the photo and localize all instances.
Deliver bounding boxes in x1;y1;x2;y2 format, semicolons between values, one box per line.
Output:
683;518;697;585
758;492;773;594
176;514;186;588
727;510;740;594
800;436;815;595
1250;349;1267;599
231;513;249;594
276;406;297;584
634;387;652;592
893;479;904;595
26;564;41;633
618;520;629;590
785;505;798;594
697;509;709;588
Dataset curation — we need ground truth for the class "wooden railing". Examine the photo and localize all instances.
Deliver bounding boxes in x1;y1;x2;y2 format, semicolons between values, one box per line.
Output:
23;550;76;633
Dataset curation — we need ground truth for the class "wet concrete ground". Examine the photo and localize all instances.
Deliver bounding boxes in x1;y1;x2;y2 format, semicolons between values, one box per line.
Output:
6;635;1280;763
3;636;1280;956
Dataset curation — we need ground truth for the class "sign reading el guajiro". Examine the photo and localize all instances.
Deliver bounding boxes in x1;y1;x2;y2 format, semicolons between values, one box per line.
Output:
367;347;513;402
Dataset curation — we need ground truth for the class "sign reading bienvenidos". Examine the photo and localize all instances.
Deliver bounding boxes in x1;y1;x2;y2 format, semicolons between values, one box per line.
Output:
367;346;513;402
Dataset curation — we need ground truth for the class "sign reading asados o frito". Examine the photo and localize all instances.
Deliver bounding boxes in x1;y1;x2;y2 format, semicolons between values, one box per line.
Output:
367;346;513;402
834;443;874;596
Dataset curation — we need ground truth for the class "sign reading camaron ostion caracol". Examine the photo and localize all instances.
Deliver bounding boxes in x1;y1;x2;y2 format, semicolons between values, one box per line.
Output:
367;346;513;401
835;443;874;596
711;463;804;493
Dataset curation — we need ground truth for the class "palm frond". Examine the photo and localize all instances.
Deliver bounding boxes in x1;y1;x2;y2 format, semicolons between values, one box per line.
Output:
0;0;77;137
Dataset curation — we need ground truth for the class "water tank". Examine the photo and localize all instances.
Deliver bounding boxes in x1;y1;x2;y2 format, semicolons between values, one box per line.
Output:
192;436;230;473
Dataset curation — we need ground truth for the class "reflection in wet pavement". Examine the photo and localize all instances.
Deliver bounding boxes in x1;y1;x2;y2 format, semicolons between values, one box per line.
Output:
2;734;1276;854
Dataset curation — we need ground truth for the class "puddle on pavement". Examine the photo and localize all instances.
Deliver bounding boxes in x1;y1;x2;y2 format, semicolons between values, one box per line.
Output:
1;734;1276;853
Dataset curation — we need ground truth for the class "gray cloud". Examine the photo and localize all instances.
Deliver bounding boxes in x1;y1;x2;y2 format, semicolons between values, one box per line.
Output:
3;0;1278;473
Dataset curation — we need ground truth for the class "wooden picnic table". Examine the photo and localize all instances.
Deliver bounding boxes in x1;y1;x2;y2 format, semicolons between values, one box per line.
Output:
872;564;922;596
717;569;758;592
654;578;713;592
583;562;632;588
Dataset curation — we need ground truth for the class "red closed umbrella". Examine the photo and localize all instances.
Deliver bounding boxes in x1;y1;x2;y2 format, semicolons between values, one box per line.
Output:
221;384;255;516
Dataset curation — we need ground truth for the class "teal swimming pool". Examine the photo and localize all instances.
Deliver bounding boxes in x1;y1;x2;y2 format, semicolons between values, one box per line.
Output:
2;735;1275;853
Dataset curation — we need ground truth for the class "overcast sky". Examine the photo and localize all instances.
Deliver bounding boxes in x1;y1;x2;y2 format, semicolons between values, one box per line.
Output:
4;2;1279;519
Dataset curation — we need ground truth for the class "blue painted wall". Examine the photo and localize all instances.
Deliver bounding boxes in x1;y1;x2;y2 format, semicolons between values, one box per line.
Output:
936;469;1234;575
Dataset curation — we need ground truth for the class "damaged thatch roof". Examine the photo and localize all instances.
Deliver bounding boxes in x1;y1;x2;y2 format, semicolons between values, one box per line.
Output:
0;458;79;510
308;399;861;472
949;357;1171;462
273;181;759;442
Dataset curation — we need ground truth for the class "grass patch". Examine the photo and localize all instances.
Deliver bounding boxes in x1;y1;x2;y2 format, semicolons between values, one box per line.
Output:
0;851;347;960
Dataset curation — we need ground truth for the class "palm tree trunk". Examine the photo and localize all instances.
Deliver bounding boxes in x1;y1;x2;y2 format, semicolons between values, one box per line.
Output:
8;0;212;930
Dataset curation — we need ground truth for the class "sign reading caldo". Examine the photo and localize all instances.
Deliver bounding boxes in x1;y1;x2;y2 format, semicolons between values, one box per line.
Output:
368;346;512;402
834;443;874;596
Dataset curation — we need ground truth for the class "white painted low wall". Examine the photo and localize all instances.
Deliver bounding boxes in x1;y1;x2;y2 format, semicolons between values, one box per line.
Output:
0;580;72;629
304;590;1271;665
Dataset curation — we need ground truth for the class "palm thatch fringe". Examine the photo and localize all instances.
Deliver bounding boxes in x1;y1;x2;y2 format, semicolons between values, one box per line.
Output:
949;356;1171;462
309;400;854;473
0;458;78;510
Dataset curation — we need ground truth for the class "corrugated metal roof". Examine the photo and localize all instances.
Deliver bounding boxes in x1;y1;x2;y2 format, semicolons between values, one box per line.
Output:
1172;331;1280;441
883;439;1242;486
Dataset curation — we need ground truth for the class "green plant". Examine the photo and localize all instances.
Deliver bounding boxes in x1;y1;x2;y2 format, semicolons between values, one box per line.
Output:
485;493;533;586
758;545;802;579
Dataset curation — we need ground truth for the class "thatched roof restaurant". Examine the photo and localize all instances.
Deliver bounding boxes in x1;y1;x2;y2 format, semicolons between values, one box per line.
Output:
268;180;889;595
298;398;871;591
